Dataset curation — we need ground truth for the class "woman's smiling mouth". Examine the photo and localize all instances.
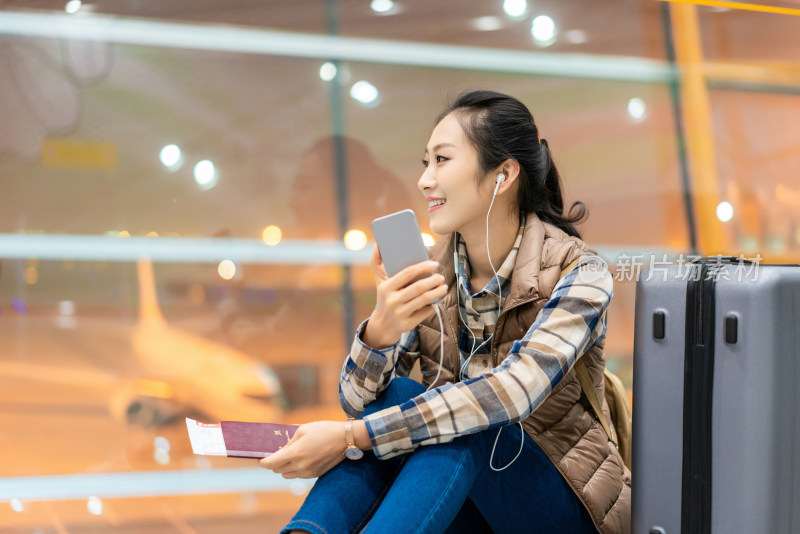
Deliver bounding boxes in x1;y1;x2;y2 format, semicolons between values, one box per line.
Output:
427;197;446;212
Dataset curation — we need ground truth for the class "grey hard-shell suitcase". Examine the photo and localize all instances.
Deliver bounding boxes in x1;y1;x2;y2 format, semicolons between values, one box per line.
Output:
631;257;800;534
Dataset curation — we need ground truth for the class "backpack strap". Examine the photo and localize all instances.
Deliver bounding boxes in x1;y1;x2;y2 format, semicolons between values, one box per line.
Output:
559;257;618;449
575;359;618;448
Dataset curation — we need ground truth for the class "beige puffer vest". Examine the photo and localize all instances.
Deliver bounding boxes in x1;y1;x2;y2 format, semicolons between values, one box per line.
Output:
416;213;631;534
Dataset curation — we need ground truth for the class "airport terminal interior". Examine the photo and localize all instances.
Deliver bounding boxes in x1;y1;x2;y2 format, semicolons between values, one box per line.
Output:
0;0;799;531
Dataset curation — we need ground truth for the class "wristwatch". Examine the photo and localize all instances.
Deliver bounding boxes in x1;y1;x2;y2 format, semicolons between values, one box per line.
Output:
344;419;364;460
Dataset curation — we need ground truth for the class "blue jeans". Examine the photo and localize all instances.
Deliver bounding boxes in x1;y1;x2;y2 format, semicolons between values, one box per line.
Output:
281;378;597;534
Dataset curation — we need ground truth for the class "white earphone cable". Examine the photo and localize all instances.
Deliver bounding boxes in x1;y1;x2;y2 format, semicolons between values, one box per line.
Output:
489;422;525;472
459;178;503;380
486;177;524;470
450;173;525;470
426;302;445;392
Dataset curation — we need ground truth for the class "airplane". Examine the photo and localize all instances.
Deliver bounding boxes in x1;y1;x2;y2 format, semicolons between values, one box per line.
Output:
0;258;286;431
107;259;286;427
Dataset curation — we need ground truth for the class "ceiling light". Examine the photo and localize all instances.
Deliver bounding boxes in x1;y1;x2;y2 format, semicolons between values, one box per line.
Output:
319;62;337;81
10;499;23;513
627;97;646;122
421;233;435;247
159;144;182;170
531;15;557;45
350;81;379;106
370;0;394;13
87;496;103;516
262;225;282;246
503;0;527;17
716;201;734;223
344;229;368;251
65;0;82;14
218;260;236;280
194;160;217;190
472;16;503;32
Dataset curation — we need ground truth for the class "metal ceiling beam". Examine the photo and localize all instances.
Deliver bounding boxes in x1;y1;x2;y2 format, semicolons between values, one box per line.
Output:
0;233;683;267
0;10;674;83
0;467;312;502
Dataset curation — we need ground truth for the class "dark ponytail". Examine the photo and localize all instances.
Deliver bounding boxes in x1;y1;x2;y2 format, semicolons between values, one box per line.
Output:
436;90;587;239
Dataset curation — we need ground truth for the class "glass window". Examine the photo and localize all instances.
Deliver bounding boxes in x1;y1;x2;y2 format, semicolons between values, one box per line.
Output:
1;1;797;529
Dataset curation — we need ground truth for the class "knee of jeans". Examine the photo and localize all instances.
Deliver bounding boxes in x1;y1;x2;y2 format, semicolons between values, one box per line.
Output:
362;377;426;417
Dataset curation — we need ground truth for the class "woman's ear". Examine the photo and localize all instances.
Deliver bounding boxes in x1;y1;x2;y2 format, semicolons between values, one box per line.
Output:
496;159;520;193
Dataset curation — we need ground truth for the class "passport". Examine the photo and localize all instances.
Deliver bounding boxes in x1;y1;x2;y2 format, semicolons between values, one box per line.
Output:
186;418;299;459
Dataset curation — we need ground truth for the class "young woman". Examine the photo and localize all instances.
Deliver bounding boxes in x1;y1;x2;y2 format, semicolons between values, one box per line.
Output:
261;90;631;534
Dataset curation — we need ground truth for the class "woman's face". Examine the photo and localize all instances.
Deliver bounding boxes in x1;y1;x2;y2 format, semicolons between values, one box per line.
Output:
418;113;494;237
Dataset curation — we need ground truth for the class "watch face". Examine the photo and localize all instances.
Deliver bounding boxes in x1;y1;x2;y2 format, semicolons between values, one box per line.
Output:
345;447;364;460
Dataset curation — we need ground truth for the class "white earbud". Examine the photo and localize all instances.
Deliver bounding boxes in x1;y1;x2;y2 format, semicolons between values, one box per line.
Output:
492;173;506;197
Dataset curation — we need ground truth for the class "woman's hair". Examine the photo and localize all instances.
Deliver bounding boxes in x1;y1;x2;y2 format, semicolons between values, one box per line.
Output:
436;90;587;239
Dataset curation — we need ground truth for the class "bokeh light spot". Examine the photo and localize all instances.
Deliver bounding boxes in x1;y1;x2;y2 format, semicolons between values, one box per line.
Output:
344;230;368;251
65;0;81;14
87;496;102;516
627;97;646;122
531;15;557;44
370;0;393;13
350;81;379;106
11;297;27;315
159;144;183;170
503;0;527;17
262;225;282;246
218;260;236;280
716;201;734;223
319;62;337;81
25;267;38;285
194;160;218;190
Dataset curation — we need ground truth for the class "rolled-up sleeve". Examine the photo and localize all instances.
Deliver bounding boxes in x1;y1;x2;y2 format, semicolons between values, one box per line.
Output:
362;256;613;459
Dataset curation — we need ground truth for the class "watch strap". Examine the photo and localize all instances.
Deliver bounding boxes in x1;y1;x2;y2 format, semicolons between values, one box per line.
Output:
344;419;356;449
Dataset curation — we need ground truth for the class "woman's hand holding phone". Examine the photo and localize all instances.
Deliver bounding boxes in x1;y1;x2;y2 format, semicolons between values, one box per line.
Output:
362;244;448;349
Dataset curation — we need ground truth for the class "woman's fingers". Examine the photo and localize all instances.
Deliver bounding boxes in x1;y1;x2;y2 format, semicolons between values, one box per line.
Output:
369;244;388;281
260;421;348;479
259;447;291;472
368;256;446;344
369;263;446;337
382;260;440;292
407;303;437;326
395;272;446;303
399;283;448;317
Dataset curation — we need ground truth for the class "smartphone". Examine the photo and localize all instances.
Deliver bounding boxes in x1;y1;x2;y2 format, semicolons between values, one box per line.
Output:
371;209;432;283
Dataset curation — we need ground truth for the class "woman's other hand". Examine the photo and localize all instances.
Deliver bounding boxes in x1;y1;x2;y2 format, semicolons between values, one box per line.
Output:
362;244;447;349
259;421;349;479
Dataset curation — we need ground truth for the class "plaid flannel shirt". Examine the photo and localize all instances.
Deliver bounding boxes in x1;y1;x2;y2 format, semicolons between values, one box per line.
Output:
453;217;523;381
339;220;613;459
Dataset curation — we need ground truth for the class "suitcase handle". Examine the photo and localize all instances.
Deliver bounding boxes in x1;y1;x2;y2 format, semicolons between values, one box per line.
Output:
690;255;753;265
690;256;800;269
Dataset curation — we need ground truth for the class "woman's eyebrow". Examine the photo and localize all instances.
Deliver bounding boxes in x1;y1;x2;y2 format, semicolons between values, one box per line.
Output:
424;142;456;154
